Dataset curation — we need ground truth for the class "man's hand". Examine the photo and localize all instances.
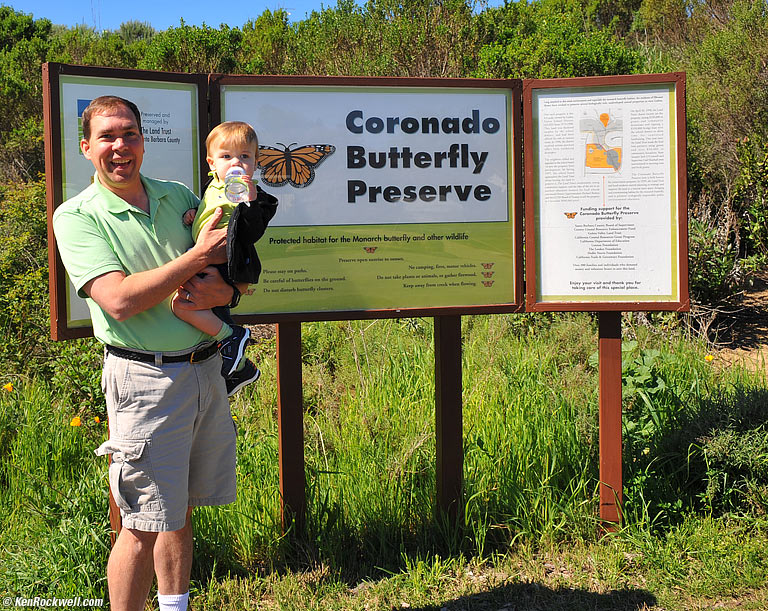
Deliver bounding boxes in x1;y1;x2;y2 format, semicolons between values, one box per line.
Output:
174;266;235;311
192;207;227;264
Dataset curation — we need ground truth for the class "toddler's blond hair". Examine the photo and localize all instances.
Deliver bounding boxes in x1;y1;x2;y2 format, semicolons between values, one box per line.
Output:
206;121;258;155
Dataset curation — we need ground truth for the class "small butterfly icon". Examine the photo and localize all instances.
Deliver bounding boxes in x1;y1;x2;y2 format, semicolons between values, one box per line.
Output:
364;247;377;253
482;281;495;287
481;263;494;269
564;212;577;219
257;142;336;188
482;271;494;278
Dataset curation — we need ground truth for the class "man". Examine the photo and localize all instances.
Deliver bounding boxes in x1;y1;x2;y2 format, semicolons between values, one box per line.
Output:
53;96;241;611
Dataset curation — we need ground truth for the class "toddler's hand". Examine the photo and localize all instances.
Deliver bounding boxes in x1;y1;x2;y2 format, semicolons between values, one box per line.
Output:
182;208;198;226
247;176;259;202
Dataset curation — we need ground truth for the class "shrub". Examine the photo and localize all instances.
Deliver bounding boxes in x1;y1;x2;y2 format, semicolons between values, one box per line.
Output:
475;0;642;79
0;180;103;409
0;179;50;374
138;21;243;73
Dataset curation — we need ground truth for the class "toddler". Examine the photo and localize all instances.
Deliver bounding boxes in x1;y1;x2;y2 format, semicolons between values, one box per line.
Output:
174;121;277;395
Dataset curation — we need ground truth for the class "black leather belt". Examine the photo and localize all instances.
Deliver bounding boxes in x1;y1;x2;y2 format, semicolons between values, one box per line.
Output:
106;342;218;365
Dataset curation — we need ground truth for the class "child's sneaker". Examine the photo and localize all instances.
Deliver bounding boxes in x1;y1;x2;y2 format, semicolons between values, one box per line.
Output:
218;325;251;377
225;359;261;396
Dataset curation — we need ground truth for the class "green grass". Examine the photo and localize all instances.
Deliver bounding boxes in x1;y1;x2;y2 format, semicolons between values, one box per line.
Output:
1;313;767;609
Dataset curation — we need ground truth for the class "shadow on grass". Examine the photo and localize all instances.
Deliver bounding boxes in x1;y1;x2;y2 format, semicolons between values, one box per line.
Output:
407;582;656;611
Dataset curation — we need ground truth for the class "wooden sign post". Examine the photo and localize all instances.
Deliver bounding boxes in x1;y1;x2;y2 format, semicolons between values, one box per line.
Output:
276;322;306;532
598;311;623;523
435;315;464;520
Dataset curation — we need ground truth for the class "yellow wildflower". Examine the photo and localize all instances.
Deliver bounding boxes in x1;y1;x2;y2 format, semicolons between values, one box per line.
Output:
705;354;714;362
70;416;82;427
94;416;100;424
2;382;12;392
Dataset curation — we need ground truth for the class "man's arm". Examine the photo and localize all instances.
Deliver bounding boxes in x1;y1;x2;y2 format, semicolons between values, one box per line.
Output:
83;208;227;321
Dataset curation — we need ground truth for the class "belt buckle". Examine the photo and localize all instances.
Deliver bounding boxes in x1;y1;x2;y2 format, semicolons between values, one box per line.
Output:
189;344;212;364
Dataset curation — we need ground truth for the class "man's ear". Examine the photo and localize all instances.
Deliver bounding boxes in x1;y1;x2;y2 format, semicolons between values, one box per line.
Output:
81;138;91;160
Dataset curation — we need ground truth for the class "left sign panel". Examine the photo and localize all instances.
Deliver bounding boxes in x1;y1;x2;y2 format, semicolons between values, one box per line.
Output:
44;64;206;339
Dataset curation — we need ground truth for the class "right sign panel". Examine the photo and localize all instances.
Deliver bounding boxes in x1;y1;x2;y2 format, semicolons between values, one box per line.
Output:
525;73;689;312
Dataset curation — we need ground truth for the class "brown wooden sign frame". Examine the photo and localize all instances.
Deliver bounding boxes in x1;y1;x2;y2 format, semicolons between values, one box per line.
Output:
44;64;690;537
523;72;689;313
212;74;524;324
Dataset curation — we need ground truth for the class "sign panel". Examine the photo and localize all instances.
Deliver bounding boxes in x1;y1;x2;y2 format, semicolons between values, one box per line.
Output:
217;79;521;319
44;64;206;339
524;73;689;311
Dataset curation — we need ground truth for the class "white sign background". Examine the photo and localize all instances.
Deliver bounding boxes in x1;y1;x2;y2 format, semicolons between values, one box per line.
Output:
58;77;200;325
533;86;679;301
221;86;512;227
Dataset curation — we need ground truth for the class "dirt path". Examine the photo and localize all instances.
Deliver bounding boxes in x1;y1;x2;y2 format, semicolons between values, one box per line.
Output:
718;270;768;375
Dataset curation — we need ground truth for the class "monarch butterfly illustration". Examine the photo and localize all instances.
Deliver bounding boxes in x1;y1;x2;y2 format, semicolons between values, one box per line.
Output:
564;212;578;219
481;263;494;269
257;143;336;188
482;271;494;278
482;281;495;287
364;247;377;253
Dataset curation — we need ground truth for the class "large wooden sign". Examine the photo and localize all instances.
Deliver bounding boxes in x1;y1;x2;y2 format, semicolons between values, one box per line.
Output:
43;63;691;530
524;73;689;312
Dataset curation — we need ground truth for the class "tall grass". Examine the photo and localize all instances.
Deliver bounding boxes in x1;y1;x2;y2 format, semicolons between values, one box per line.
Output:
0;380;110;596
1;313;766;600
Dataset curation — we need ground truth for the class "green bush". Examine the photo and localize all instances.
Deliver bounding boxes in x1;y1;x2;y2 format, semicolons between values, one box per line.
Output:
701;427;768;516
687;217;744;307
239;10;293;75
0;180;103;409
475;0;642;79
732;136;768;260
0;179;50;373
138;21;243;73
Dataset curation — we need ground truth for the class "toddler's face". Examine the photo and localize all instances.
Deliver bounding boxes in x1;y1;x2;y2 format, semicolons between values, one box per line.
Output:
207;138;258;181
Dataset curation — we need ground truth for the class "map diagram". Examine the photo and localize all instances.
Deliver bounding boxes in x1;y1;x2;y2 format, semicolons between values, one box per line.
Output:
580;110;623;174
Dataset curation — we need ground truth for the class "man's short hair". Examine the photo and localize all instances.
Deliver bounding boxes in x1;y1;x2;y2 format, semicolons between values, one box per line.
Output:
206;121;258;154
82;96;142;141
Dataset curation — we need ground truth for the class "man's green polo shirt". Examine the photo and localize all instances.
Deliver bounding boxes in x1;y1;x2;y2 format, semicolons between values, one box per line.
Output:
53;174;208;351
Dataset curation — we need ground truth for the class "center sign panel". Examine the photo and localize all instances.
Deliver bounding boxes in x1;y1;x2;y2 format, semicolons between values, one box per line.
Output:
218;80;520;319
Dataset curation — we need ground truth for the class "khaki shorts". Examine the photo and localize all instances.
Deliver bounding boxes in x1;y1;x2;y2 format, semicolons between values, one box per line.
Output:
96;346;236;532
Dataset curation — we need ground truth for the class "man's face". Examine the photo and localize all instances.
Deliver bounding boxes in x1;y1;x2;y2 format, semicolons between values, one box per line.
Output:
81;105;144;195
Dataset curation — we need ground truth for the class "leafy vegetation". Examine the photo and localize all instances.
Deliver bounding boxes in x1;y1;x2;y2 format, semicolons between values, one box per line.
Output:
1;0;768;607
2;315;767;608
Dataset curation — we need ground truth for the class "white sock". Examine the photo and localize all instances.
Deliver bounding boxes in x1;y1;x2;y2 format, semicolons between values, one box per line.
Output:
158;592;189;611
